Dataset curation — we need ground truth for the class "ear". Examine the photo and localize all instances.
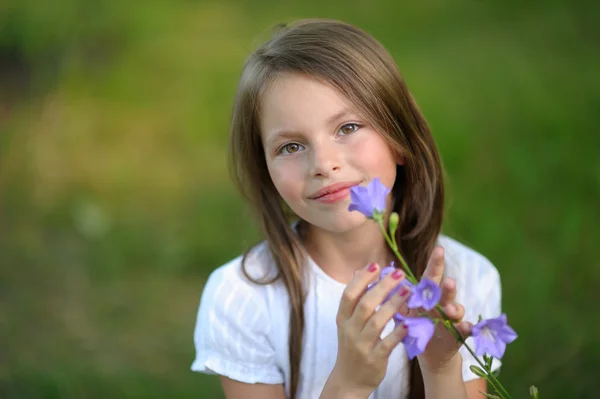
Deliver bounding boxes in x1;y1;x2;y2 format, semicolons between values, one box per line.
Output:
395;151;405;166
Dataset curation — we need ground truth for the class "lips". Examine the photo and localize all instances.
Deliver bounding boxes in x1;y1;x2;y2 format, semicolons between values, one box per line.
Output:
309;181;361;200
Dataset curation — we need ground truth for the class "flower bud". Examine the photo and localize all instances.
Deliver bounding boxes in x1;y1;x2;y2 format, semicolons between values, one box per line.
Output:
469;365;487;379
484;354;493;370
389;212;399;236
529;386;539;399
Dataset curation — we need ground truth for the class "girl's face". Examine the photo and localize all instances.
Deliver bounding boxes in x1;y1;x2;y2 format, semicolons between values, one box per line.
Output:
260;72;401;233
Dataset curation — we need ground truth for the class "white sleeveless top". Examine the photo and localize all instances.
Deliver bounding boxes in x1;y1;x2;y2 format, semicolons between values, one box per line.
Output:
191;235;502;398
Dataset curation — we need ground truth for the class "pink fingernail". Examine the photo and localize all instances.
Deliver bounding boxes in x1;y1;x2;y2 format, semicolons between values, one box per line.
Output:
399;287;409;297
392;270;404;280
367;263;377;272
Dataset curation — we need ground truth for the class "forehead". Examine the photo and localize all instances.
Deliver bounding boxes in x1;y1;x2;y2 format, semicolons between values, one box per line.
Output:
259;73;357;137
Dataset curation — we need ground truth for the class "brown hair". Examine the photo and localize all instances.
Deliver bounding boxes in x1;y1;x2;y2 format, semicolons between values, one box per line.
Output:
228;19;444;399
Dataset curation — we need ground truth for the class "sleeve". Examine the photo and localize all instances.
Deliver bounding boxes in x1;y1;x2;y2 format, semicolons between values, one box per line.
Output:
190;267;285;384
459;259;503;382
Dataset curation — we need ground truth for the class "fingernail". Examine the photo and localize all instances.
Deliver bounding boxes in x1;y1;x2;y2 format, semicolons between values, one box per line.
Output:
367;262;378;272
403;324;408;329
436;246;445;258
399;287;409;297
392;270;404;280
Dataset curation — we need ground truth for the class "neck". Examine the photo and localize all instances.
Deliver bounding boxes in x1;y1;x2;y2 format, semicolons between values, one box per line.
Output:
303;218;393;285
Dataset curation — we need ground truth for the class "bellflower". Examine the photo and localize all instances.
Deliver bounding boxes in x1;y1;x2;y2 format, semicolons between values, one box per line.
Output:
348;177;390;218
407;278;442;311
394;314;435;360
349;175;526;398
472;314;518;359
366;263;414;303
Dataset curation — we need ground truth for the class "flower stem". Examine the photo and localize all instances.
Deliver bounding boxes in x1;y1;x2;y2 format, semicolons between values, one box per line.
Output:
375;217;418;284
438;307;512;399
375;217;513;399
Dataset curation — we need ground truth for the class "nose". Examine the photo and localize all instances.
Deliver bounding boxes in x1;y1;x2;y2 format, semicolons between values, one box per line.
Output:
309;140;341;178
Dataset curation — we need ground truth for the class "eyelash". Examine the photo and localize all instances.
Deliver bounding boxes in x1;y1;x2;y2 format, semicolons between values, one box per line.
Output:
278;142;305;155
276;123;362;155
338;122;361;136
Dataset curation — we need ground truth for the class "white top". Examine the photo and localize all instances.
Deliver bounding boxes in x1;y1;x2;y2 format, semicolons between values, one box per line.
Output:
191;235;502;399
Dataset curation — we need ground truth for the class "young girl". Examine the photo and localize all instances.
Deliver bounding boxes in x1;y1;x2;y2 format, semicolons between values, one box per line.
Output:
191;19;502;399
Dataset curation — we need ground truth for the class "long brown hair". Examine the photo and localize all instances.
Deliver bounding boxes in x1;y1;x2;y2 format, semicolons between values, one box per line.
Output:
228;19;444;399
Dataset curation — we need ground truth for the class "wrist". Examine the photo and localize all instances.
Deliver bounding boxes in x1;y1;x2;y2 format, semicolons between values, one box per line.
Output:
420;354;468;399
320;369;372;399
420;352;463;377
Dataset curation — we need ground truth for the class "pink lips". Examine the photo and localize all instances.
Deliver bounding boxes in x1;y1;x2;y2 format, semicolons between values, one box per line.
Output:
309;181;360;203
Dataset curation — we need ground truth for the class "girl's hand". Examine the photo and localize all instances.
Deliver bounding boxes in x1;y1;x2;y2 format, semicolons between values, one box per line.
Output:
324;262;410;398
413;247;472;374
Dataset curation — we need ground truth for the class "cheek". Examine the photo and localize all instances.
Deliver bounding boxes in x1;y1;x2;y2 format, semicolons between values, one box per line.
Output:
267;161;303;203
351;136;398;174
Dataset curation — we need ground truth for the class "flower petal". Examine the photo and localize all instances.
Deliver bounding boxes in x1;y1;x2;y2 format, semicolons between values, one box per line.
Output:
348;186;373;217
368;177;390;214
490;339;507;359
402;317;435;359
471;314;517;359
498;325;518;343
473;334;493;357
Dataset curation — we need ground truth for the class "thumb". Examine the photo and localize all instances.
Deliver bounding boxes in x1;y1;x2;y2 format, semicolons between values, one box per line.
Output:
422;246;445;285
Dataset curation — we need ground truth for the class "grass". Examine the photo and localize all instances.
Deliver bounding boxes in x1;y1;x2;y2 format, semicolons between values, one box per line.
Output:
1;1;599;398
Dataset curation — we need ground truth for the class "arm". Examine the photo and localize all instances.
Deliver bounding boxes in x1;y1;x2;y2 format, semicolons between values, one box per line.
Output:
421;354;488;399
219;374;373;399
421;354;468;399
191;265;286;397
416;248;489;399
219;377;286;399
465;378;487;399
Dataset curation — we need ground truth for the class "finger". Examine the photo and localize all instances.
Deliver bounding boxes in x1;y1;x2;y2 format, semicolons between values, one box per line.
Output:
454;320;473;339
439;277;456;307
374;321;407;357
397;298;410;317
337;262;381;323
442;302;465;323
422;246;445;285
361;285;411;344
349;267;406;329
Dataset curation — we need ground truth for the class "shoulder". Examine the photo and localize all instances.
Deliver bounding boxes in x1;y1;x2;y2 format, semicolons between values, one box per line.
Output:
197;242;288;329
202;241;280;302
437;234;502;316
438;234;500;287
192;241;287;384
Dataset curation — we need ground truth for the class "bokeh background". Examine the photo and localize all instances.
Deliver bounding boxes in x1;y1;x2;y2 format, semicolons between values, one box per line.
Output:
1;1;599;398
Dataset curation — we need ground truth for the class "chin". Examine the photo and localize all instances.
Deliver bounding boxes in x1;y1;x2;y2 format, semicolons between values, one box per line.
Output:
306;211;369;234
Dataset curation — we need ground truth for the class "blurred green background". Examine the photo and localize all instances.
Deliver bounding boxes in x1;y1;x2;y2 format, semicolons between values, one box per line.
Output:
1;1;599;398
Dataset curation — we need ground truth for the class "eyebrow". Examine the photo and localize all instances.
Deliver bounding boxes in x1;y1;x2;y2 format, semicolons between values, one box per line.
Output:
326;108;357;126
264;108;359;147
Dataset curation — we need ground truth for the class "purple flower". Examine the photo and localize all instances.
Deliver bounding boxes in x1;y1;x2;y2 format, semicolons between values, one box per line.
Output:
394;314;435;359
407;278;441;311
472;314;518;359
348;177;391;218
366;263;413;303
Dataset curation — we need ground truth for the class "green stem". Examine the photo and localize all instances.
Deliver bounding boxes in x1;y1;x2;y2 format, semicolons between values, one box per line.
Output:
375;216;513;399
375;217;417;284
439;307;512;399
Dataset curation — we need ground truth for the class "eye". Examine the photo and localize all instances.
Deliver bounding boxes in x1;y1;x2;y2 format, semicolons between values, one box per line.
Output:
338;123;360;135
278;142;304;155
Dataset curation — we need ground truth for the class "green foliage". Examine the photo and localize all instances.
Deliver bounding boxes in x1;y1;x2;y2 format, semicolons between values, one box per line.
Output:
1;1;599;398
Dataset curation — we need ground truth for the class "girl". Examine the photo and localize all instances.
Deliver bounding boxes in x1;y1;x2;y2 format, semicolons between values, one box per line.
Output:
191;19;502;399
